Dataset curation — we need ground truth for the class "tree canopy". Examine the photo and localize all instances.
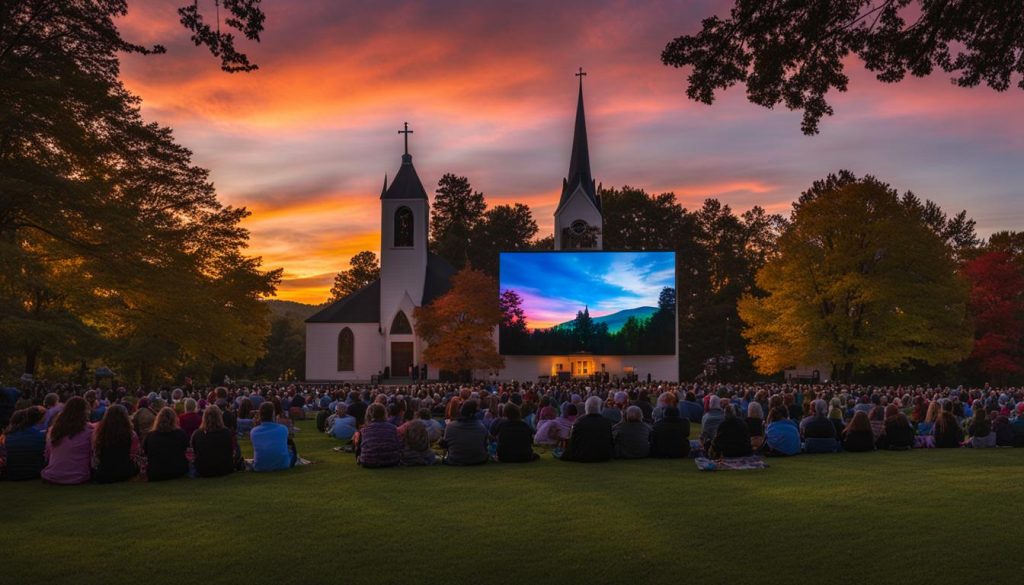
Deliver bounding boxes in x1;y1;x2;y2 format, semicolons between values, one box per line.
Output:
662;1;1024;134
329;251;380;301
0;0;279;384
738;176;973;381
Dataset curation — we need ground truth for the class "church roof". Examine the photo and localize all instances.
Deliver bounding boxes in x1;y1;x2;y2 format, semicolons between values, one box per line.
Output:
305;279;381;324
305;253;457;324
555;77;600;214
422;252;457;305
381;154;428;200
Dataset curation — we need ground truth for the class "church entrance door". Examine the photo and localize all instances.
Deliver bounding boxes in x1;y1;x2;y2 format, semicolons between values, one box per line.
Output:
391;342;414;378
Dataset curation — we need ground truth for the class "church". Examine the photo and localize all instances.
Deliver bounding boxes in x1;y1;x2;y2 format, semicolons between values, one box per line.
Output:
305;72;676;382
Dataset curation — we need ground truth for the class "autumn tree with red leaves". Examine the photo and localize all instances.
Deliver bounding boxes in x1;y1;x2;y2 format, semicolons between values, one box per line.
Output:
963;250;1024;381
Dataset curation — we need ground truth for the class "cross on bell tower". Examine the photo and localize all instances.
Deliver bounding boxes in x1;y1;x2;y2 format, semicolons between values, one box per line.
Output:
398;122;414;155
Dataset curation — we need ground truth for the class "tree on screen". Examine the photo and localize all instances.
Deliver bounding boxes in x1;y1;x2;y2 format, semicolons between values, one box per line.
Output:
415;269;504;380
662;1;1024;134
738;176;973;381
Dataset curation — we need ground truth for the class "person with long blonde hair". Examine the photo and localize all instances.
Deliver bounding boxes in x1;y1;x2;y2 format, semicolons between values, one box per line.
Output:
42;396;93;485
143;407;188;481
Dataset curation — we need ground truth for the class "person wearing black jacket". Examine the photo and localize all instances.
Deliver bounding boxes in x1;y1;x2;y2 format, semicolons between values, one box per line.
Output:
710;406;751;458
933;411;964;448
495;403;538;463
143;407;189;481
93;405;139;483
192;405;239;477
562;397;615;462
650;406;690;459
879;405;914;450
841;411;876;452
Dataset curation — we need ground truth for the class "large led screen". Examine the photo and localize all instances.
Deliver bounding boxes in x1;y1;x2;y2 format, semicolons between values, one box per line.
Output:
499;251;676;355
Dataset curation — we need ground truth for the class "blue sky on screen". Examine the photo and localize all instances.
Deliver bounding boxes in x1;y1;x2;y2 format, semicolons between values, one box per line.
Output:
500;251;675;330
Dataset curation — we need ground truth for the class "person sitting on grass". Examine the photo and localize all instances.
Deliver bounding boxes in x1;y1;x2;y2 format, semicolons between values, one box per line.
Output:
177;398;201;441
801;399;839;454
356;403;402;468
192;405;240;478
236;398;255;436
495;403;538;463
841;411;876;452
679;391;704;424
42;396;94;485
613;405;651;459
132;397;159;444
326;403;357;442
251;402;297;471
534;407;560;447
699;396;725;449
1011;403;1024;447
966;401;996;448
1;406;47;481
92;404;140;484
441;400;489;466
144;407;189;481
933;405;964;448
745;402;765;451
918;401;940;436
710;404;752;459
651;405;690;459
876;404;914;450
562;396;615;463
399;419;436;466
868;406;886;446
993;410;1014;447
764;406;801;457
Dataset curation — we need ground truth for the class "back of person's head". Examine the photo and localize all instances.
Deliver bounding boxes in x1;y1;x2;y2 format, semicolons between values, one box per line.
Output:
884;404;900;420
585;396;603;415
722;404;735;419
49;396;89;446
505;402;522;422
200;405;225;433
845;410;871;433
367;403;386;422
152;407;180;433
747;401;764;419
335;402;348;415
562;403;577;417
460;399;479;419
94;404;132;449
813;399;828;417
43;393;59;408
4;408;27;435
708;395;721;410
767;405;788;424
238;397;253;418
624;405;643;422
258;402;275;425
184;398;197;413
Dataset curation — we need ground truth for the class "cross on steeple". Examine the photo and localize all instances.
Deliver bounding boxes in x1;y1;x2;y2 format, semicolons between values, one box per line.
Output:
398;122;414;155
575;66;586;85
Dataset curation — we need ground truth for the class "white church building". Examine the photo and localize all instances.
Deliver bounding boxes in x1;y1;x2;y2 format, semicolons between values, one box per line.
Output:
306;72;678;382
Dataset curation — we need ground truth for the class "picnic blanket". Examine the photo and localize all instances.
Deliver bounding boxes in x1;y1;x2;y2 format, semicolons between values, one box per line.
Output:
695;455;768;471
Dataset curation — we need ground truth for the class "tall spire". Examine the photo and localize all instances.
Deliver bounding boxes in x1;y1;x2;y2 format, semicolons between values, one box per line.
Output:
557;67;599;212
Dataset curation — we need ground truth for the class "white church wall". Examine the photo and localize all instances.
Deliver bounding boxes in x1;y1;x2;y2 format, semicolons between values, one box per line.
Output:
305;322;382;381
379;198;429;332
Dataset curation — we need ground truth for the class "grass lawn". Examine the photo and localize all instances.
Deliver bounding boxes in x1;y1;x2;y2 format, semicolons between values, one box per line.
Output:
4;420;1024;585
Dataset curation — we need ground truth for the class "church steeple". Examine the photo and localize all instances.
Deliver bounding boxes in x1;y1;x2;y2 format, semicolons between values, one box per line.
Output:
557;67;599;212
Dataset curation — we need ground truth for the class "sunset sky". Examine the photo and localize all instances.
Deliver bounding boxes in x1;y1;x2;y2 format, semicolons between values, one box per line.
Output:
118;1;1024;304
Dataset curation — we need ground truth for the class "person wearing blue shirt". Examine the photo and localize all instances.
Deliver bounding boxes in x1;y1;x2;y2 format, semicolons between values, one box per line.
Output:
764;406;801;456
327;403;357;441
250;402;296;472
1;406;47;480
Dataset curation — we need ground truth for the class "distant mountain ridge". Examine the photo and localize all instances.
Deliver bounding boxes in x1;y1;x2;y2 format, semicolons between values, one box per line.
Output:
555;306;657;333
264;299;322;320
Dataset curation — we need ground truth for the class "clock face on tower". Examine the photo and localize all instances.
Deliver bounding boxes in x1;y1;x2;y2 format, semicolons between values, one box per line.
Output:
569;219;589;236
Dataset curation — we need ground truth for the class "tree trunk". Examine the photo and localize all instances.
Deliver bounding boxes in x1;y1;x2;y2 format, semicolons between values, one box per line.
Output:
24;348;38;376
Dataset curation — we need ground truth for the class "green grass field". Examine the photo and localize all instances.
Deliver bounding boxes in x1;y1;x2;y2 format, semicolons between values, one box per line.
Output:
4;420;1023;585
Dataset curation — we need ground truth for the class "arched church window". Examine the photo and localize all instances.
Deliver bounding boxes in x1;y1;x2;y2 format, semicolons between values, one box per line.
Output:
394;207;414;247
390;310;412;334
337;328;354;371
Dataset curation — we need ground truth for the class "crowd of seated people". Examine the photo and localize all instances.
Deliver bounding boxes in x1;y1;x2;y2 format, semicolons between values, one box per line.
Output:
3;378;1024;481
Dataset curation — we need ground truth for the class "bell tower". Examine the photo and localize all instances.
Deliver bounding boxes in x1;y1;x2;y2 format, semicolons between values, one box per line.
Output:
554;68;603;250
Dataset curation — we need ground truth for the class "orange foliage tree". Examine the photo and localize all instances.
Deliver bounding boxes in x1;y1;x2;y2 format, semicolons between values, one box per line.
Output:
414;269;504;379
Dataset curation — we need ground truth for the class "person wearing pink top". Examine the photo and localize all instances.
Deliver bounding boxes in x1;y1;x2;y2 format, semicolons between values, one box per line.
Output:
42;396;94;485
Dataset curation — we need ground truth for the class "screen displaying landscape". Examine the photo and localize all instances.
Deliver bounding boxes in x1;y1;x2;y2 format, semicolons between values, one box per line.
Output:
499;251;676;355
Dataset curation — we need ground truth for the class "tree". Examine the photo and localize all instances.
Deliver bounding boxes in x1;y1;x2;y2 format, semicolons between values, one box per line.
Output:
468;203;539;275
329;251;380;301
430;174;486;269
0;1;280;382
414;269;504;379
739;177;973;381
662;1;1024;134
962;251;1024;381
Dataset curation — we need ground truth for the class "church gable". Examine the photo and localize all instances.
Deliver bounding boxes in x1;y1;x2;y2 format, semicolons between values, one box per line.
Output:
305;279;381;324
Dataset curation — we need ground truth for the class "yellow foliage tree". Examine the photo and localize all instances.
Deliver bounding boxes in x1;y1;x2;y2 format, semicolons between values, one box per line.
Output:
414;269;504;379
738;179;973;381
